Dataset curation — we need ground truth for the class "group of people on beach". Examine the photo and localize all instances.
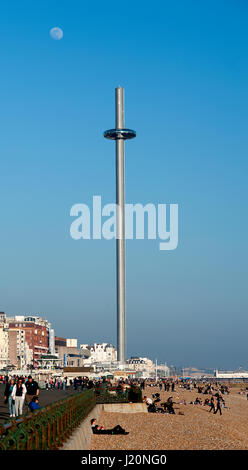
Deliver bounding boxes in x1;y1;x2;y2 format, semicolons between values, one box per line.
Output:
2;374;238;430
141;379;232;416
90;378;230;437
143;393;176;414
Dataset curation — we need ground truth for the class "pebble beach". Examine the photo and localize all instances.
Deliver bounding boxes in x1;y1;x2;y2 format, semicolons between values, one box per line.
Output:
90;385;248;450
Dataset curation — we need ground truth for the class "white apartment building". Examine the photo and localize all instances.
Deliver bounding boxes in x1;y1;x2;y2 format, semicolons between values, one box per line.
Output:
126;357;170;378
127;357;155;372
15;329;33;369
80;343;117;364
0;313;9;369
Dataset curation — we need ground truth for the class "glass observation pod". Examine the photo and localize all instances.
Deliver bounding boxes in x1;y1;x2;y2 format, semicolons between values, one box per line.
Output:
104;129;136;140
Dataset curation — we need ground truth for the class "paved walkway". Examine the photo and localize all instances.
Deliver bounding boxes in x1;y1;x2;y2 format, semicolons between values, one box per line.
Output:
0;383;81;424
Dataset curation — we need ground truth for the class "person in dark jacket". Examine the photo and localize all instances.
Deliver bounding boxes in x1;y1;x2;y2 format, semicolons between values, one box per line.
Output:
25;376;39;405
214;397;222;415
90;419;128;435
28;396;41;412
209;396;215;413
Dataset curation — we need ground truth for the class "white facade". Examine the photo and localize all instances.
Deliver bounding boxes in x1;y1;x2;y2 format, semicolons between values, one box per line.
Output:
127;357;155;372
66;338;78;348
80;343;117;364
48;326;55;355
215;369;248;379
0;318;9;368
15;329;33;369
8;315;51;329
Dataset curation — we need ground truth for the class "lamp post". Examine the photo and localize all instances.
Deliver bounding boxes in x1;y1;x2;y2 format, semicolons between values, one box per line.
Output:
104;87;136;365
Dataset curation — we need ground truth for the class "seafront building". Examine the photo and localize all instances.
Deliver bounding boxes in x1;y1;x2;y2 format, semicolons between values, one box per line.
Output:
80;343;117;365
0;313;9;368
0;312;55;369
55;337;90;367
215;369;248;379
127;356;155;373
8;315;54;368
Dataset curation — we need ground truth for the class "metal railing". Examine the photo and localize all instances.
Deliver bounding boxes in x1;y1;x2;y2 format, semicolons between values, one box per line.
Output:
95;389;130;404
0;389;95;450
95;384;142;404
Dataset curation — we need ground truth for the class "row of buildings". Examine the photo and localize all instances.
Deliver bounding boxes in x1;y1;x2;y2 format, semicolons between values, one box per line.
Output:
0;311;169;377
0;312;118;370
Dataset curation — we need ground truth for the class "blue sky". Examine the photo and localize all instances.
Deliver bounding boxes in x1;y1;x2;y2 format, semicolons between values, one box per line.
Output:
0;0;247;369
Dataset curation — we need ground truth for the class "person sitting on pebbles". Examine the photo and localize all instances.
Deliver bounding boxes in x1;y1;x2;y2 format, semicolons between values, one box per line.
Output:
143;396;153;406
161;397;176;414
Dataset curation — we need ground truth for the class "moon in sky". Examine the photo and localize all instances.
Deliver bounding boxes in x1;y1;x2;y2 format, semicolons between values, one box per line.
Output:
50;27;63;40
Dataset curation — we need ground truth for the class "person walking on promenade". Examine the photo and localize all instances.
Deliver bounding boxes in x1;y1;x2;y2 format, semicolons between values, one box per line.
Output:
4;378;16;417
25;376;39;406
214;397;222;415
11;378;27;417
209;396;215;413
74;377;78;390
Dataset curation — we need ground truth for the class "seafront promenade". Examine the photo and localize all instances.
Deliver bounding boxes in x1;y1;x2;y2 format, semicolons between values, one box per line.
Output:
1;379;248;450
0;379;142;450
0;383;78;425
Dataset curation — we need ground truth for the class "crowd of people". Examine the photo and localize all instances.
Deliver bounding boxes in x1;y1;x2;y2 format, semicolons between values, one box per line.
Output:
1;374;113;420
44;376;95;390
45;377;68;390
2;373;243;423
